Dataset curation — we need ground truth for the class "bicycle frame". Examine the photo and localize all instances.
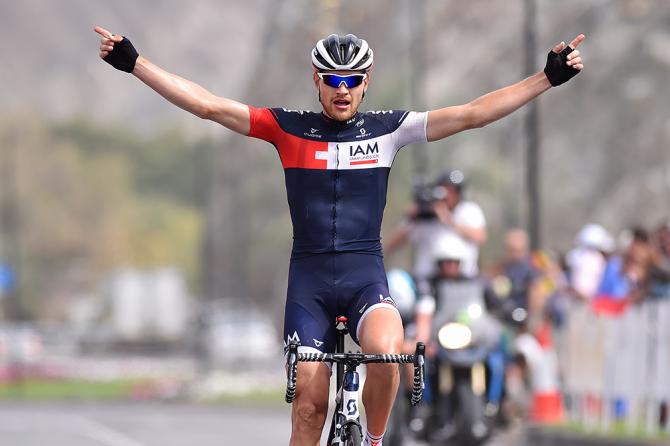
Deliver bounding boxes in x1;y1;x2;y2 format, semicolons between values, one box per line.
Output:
285;316;425;445
330;317;360;444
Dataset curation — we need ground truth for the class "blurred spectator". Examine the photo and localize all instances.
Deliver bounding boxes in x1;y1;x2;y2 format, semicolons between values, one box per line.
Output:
490;229;543;326
386;170;487;294
648;221;670;298
565;224;614;301
530;250;572;328
592;227;651;314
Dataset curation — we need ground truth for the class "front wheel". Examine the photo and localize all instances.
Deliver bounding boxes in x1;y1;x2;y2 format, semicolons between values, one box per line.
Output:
344;422;362;446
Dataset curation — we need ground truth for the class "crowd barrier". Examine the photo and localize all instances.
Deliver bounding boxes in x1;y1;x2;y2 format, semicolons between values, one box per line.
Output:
559;297;670;436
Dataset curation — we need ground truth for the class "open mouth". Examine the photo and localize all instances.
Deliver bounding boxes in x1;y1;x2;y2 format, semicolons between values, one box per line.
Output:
333;99;351;110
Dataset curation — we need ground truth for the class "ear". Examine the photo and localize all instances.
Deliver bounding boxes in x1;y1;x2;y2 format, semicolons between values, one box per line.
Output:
313;71;320;89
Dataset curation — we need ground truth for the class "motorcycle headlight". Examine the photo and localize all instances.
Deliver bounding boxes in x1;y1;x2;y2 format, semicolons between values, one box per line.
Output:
438;322;472;350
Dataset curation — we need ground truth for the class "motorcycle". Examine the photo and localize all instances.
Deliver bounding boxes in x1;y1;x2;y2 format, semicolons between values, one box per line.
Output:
427;277;504;446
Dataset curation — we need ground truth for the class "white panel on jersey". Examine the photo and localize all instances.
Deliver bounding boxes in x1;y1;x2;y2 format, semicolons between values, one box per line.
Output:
320;111;427;171
394;111;429;149
333;133;396;170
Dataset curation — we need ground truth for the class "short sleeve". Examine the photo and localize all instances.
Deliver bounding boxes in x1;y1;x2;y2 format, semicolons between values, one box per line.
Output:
415;294;436;315
247;106;279;143
394;111;428;149
453;201;486;229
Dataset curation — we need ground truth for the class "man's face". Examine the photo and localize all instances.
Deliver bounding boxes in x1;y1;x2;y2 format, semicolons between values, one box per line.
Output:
438;259;461;278
505;230;530;262
314;70;369;121
444;185;460;210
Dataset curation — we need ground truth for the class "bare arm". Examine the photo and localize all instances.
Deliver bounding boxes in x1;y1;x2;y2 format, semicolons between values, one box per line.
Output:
132;57;250;134
432;201;488;245
95;26;250;135
426;35;584;142
426;72;550;141
454;224;487;245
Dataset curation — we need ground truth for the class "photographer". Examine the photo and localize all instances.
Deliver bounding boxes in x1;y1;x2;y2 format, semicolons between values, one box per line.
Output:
386;170;487;291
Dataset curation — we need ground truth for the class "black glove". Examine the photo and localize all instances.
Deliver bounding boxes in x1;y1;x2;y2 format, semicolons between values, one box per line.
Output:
544;46;579;87
103;36;139;73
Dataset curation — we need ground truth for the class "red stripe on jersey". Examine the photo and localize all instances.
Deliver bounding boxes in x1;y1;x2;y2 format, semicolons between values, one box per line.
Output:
350;159;379;166
247;106;328;169
247;106;278;142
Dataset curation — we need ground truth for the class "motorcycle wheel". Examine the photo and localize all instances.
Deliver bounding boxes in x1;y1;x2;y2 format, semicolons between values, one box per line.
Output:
454;379;488;445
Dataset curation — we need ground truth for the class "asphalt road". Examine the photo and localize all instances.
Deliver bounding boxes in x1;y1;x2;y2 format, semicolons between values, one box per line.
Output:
0;401;525;446
0;401;292;446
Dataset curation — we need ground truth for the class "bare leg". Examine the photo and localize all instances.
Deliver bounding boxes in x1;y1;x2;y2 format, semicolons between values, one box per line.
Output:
289;361;331;446
359;307;404;437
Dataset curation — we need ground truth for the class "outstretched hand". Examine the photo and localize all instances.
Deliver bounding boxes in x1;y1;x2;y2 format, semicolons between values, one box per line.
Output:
94;26;123;59
551;34;585;71
544;34;585;86
94;26;139;73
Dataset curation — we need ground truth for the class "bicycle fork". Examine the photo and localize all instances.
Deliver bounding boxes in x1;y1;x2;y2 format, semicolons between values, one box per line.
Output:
331;368;360;445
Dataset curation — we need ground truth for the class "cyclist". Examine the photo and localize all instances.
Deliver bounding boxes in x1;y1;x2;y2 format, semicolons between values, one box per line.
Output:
94;27;585;446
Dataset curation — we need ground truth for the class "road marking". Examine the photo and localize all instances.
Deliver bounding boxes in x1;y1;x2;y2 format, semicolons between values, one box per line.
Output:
73;415;148;446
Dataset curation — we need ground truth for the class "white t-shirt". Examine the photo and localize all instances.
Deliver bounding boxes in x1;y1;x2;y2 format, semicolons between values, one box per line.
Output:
409;200;486;280
566;246;606;299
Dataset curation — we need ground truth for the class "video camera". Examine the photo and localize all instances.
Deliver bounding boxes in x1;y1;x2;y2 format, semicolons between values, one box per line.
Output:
412;179;448;220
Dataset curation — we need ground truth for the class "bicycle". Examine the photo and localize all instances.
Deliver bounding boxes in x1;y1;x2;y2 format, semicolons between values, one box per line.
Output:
286;315;425;445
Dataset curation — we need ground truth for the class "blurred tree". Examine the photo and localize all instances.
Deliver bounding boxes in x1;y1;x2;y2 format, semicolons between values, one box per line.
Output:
0;116;213;320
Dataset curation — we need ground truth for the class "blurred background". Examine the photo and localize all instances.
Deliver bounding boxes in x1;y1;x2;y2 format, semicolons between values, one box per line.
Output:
0;0;669;445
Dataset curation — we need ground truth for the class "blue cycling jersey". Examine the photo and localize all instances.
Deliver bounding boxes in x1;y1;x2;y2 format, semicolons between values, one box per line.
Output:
248;106;428;256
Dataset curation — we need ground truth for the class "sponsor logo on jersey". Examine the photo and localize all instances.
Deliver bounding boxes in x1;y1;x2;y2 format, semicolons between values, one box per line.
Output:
341;141;379;165
284;331;301;348
313;339;324;348
304;127;322;139
379;294;397;307
282;108;305;114
355;127;373;139
368;110;394;115
355;119;365;127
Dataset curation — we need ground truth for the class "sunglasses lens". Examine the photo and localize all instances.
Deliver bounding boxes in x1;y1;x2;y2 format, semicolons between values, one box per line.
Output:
322;74;364;88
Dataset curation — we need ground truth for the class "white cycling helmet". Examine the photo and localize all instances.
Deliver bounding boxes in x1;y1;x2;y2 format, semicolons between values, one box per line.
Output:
386;269;416;322
432;233;469;264
311;34;374;72
576;224;614;253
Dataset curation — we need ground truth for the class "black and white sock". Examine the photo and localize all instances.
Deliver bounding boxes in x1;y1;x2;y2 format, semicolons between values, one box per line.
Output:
363;430;384;446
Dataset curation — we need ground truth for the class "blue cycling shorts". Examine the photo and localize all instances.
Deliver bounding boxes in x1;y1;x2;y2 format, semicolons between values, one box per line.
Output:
283;252;399;355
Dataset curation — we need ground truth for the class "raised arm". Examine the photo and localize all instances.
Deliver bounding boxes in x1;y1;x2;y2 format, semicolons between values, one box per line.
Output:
426;35;584;142
94;26;250;135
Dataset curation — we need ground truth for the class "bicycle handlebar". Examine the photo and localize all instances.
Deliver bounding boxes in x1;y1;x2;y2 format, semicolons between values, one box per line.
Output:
297;352;416;364
285;343;298;403
411;342;425;406
285;342;425;405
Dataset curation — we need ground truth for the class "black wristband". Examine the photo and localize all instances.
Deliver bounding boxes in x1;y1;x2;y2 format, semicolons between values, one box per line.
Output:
544;46;579;87
103;36;139;73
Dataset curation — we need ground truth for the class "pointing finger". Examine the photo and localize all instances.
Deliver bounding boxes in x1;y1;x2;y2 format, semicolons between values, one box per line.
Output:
95;26;124;44
568;34;585;49
552;41;566;54
94;26;113;39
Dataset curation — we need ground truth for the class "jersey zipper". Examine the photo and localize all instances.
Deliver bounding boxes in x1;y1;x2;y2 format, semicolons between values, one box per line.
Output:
332;143;340;250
